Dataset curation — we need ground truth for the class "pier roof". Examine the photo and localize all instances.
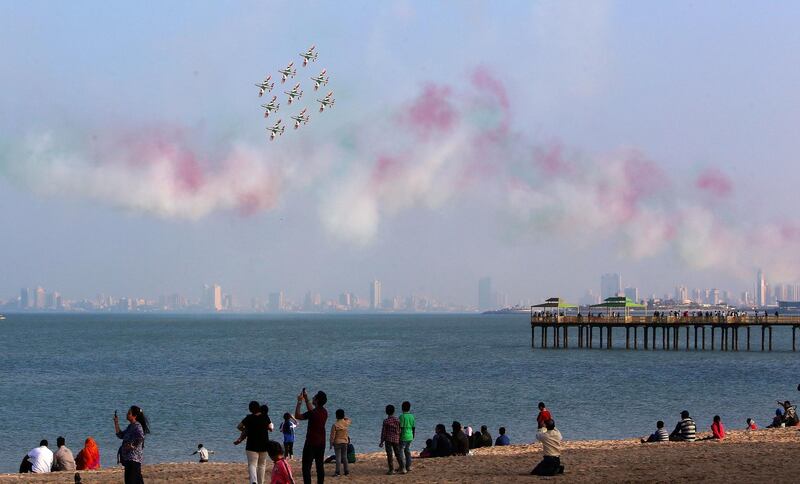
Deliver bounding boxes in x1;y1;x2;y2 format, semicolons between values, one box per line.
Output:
532;297;578;308
591;296;645;308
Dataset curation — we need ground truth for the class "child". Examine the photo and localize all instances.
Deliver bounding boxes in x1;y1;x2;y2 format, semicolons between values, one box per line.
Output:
190;443;214;462
746;418;758;430
267;441;294;484
710;415;725;440
379;404;406;475
398;401;415;472
330;409;351;477
279;413;298;459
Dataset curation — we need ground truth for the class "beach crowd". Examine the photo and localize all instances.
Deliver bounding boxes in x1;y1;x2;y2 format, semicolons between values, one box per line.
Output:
16;388;800;483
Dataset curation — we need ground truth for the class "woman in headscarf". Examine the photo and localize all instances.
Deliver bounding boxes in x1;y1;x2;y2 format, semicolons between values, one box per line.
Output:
76;437;101;470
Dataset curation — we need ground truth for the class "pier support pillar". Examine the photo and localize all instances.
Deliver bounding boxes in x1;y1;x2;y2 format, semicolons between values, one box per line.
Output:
711;327;715;351
564;326;568;348
608;326;612;349
694;326;698;350
702;326;706;350
685;326;690;350
626;327;630;349
761;326;766;352
634;326;639;350
769;326;773;351
674;326;679;350
644;326;649;350
747;326;751;351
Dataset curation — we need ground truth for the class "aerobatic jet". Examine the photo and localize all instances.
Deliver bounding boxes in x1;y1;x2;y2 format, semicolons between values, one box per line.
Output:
267;119;285;140
310;69;329;91
278;62;296;83
260;96;280;118
316;91;335;112
284;83;303;105
290;108;310;129
255;75;274;97
300;45;318;66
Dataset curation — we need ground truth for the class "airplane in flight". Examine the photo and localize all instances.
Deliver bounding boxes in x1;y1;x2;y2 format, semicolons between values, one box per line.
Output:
284;83;303;105
267;119;285;140
310;69;329;91
278;62;296;83
290;108;310;129
255;75;274;97
316;91;335;112
260;96;280;118
300;45;318;67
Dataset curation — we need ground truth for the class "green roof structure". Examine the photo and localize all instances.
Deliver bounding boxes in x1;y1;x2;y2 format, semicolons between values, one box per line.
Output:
532;297;578;308
590;296;645;308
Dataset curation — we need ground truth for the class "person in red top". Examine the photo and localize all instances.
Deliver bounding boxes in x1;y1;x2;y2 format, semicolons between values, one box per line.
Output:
267;441;295;484
295;389;328;484
746;418;758;430
537;402;553;429
710;415;725;439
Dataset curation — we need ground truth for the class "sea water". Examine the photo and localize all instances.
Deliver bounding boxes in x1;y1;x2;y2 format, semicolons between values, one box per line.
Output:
1;313;797;472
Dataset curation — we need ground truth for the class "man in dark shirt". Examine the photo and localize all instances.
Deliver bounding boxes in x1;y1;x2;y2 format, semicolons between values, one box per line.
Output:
295;389;328;484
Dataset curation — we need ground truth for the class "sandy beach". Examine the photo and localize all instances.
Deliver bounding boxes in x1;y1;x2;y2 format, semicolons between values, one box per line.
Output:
2;428;799;483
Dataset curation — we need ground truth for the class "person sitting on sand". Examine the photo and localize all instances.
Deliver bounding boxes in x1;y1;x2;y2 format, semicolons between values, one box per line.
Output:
536;402;553;429
75;437;100;471
641;420;669;443
768;409;784;428
468;427;482;450
479;425;493;447
669;410;697;442
419;439;434;458
746;418;758;430
450;421;469;456
431;424;453;457
53;436;77;471
531;419;564;476
267;441;294;484
778;400;799;426
191;443;214;463
495;427;510;446
20;440;53;473
711;415;725;439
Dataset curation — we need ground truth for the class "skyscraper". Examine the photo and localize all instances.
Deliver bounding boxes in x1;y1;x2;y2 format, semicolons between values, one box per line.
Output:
478;277;492;311
34;286;46;309
600;274;622;300
370;280;382;310
624;287;638;303
19;288;30;309
756;270;766;307
268;291;285;312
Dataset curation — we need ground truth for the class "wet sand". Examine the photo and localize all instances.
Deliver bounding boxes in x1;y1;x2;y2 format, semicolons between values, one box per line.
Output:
2;428;799;483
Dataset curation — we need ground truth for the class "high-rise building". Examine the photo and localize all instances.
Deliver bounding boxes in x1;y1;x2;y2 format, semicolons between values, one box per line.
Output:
756;270;766;307
268;291;285;312
339;293;352;308
624;287;638;303
370;280;382;310
205;284;222;311
710;288;720;305
674;286;688;303
600;274;622;300
34;286;46;309
19;288;30;309
478;277;492;311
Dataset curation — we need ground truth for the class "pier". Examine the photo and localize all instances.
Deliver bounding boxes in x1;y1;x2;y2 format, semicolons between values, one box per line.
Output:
530;313;800;351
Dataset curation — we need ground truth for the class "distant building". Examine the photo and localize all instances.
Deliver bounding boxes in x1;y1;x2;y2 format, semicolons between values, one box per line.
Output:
579;289;601;306
268;291;285;312
623;287;638;303
756;270;766;307
19;288;30;309
34;286;46;309
478;277;492;311
339;293;351;307
370;280;382;310
674;286;688;304
600;274;622;300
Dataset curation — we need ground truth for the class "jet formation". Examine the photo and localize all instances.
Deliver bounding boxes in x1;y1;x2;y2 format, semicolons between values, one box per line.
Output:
254;45;336;141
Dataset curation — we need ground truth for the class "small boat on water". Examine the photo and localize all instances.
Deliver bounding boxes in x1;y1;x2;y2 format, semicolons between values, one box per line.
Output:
0;314;5;320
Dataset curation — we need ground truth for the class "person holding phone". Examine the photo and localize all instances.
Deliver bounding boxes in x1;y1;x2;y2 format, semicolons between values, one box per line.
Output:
114;405;150;484
294;388;328;484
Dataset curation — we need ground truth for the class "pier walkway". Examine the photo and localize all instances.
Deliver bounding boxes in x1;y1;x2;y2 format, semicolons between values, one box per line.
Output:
530;313;800;351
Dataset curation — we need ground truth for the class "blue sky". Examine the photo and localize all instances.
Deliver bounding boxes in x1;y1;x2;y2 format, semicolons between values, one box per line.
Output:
1;1;799;305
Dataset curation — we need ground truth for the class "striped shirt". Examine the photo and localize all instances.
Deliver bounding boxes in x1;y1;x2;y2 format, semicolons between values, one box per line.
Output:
653;428;669;442
678;418;696;441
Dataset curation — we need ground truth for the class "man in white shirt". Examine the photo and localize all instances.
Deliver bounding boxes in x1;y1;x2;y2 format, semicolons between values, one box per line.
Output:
191;443;214;463
531;420;564;476
25;440;54;473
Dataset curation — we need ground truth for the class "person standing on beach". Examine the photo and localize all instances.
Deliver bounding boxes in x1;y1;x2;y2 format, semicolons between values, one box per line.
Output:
536;402;553;429
379;404;406;474
114;405;150;484
398;401;415;472
329;409;351;477
52;436;76;471
236;401;271;484
267;441;295;484
294;389;328;484
531;419;564;476
280;413;299;459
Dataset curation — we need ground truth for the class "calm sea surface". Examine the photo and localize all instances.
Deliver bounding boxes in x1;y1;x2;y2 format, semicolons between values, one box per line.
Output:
1;313;798;473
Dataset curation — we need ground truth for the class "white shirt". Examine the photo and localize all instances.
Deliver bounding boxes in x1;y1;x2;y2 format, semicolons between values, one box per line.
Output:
27;446;54;473
198;448;209;460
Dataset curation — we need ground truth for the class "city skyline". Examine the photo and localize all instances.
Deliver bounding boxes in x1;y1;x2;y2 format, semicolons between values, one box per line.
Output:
2;2;800;306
